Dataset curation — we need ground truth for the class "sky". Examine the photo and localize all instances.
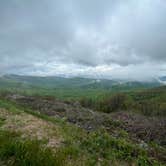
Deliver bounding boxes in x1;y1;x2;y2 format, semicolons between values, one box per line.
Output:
0;0;166;80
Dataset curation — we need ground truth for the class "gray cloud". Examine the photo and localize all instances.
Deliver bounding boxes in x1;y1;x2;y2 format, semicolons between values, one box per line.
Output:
0;0;166;79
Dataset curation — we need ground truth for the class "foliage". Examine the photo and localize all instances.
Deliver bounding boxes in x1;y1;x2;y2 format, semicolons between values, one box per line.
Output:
0;78;166;165
0;131;61;166
79;86;166;116
81;130;162;166
98;93;127;113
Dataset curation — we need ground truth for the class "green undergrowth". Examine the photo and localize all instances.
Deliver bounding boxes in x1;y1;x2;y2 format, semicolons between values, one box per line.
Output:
0;129;163;166
0;99;165;166
0;130;81;166
81;131;163;166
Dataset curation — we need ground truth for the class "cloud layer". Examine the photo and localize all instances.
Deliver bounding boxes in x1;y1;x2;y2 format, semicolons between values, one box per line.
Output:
0;0;166;80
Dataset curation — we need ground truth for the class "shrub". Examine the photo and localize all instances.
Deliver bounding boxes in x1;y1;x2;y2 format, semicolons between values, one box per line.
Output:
79;97;96;109
135;101;166;116
99;93;127;113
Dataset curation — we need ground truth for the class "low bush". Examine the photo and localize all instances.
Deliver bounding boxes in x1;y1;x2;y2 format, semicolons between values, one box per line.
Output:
98;93;128;113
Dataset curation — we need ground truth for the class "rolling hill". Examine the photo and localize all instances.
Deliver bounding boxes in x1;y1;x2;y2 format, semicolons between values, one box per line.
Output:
0;74;163;90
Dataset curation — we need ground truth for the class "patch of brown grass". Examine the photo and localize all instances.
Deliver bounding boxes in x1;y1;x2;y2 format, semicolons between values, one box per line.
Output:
0;108;62;148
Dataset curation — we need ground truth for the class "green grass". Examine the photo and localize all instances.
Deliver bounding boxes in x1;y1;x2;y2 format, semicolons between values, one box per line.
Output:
0;130;78;166
0;130;163;166
0;85;109;100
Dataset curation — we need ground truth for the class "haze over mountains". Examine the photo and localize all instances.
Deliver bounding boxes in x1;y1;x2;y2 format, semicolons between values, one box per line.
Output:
0;74;165;90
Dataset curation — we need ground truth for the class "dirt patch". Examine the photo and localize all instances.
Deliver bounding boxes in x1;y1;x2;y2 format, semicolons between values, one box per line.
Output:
0;108;62;148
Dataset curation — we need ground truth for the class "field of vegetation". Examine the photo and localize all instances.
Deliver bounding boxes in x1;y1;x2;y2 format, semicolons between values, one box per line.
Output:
0;97;165;166
0;76;165;166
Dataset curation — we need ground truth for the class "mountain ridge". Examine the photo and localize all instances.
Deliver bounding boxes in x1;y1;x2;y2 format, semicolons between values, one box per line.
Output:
0;74;164;90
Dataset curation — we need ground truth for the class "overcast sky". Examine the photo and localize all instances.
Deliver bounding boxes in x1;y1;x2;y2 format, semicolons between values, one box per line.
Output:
0;0;166;80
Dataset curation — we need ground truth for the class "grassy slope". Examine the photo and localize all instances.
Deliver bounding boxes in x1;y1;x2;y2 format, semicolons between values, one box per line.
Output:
0;99;165;166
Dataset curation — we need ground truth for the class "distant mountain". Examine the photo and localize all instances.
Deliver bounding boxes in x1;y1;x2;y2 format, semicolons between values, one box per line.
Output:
1;75;115;89
0;74;164;91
